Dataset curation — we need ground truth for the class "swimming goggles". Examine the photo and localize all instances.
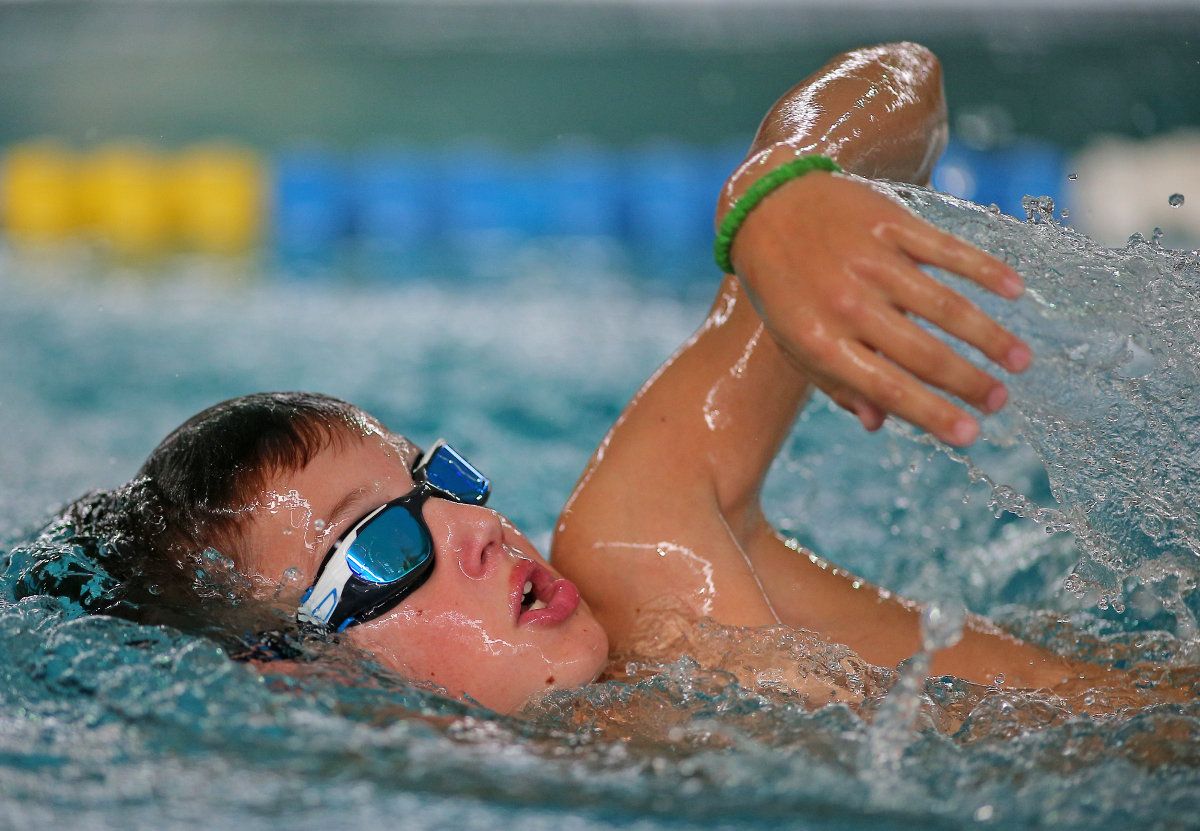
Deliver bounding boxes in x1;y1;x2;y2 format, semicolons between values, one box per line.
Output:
297;440;490;632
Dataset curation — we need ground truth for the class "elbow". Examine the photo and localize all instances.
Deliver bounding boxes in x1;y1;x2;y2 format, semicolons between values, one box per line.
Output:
835;42;947;183
856;41;940;65
845;42;942;94
889;41;941;70
896;42;943;98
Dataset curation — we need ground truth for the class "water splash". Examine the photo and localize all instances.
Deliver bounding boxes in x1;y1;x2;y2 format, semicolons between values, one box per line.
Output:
863;599;965;788
1020;194;1056;223
3;184;1200;829
871;179;1200;627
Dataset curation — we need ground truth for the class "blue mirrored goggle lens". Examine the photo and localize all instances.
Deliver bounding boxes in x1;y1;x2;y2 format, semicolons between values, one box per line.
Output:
423;444;490;506
345;506;432;584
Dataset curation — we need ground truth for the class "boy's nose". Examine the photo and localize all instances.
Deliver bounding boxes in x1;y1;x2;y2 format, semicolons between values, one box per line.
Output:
423;498;505;580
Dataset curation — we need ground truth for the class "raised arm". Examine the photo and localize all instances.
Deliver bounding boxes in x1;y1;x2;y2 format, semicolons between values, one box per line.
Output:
721;42;1030;445
554;45;1076;691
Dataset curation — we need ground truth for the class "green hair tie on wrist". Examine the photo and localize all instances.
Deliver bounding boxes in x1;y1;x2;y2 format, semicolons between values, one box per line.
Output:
713;154;842;274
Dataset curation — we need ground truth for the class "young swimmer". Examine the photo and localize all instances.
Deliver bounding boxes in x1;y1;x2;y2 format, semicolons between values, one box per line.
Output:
99;43;1142;713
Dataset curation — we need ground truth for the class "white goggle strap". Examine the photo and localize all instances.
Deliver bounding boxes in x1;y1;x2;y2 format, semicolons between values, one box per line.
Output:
297;502;388;628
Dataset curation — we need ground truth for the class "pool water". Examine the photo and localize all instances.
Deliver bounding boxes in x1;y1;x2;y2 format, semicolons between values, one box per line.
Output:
2;183;1199;830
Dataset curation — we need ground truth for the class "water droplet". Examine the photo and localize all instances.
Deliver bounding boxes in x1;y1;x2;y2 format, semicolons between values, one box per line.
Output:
992;673;1005;686
1061;208;1070;219
313;518;326;532
1169;192;1185;207
1068;173;1078;181
1021;194;1055;223
921;600;966;651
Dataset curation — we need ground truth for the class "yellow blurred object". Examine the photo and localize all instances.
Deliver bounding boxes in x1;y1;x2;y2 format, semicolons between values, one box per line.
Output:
78;143;171;256
3;139;265;256
2;141;80;240
171;143;264;253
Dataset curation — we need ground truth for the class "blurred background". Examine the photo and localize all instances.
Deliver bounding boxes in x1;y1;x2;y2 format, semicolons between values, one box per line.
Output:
1;0;1198;281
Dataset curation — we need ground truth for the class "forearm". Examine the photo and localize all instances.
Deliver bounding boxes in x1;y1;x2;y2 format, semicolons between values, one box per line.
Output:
745;524;1089;690
711;39;1022;448
718;42;947;226
690;44;949;519
692;45;949;516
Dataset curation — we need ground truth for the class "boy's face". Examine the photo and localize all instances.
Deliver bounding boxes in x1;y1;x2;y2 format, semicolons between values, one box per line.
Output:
234;430;609;713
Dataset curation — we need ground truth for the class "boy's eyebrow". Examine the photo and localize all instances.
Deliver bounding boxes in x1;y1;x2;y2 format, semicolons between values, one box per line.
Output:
324;487;372;535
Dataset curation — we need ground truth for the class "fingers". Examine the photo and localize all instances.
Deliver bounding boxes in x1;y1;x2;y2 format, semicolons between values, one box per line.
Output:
859;305;1007;414
873;259;1032;374
884;220;1024;300
819;339;980;445
823;382;887;431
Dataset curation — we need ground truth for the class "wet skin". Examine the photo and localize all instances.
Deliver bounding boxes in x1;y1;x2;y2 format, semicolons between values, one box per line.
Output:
235;43;1120;709
553;42;1099;692
235;430;609;713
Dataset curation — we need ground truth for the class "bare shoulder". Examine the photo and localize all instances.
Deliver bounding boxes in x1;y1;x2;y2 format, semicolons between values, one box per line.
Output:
551;451;781;653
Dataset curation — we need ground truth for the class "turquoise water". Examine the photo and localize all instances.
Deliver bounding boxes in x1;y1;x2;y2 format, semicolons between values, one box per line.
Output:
2;184;1200;830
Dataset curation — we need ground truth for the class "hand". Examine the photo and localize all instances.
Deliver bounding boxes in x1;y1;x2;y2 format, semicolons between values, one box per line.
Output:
730;171;1030;446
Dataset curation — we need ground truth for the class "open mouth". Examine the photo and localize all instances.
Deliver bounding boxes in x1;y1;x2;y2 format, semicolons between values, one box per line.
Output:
511;560;581;627
520;579;549;613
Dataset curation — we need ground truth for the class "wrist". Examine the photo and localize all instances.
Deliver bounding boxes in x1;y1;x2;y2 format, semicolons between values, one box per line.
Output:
713;153;842;275
716;143;847;227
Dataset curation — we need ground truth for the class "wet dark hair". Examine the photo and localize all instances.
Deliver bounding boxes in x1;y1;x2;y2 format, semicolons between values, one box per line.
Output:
133;391;370;560
8;392;372;640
